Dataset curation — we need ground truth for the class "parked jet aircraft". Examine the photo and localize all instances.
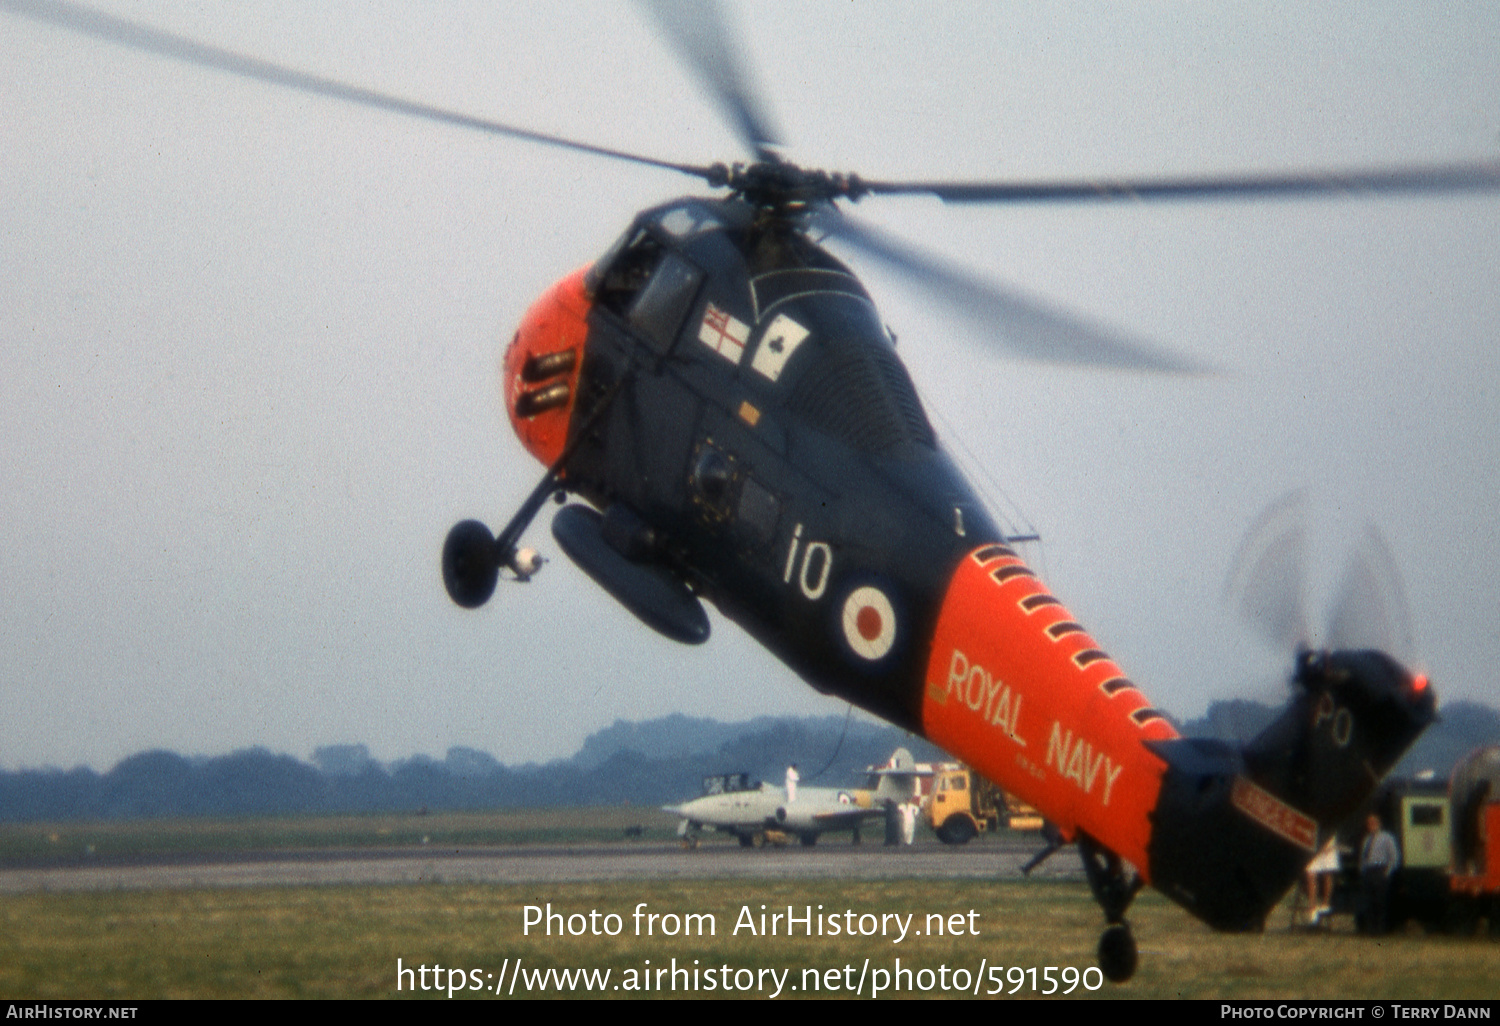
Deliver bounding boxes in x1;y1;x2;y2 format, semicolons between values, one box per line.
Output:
666;749;922;847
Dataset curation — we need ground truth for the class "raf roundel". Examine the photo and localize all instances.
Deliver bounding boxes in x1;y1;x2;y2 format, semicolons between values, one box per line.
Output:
842;585;897;661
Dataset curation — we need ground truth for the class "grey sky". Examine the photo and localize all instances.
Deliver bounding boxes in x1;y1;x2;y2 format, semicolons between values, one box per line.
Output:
2;1;1496;771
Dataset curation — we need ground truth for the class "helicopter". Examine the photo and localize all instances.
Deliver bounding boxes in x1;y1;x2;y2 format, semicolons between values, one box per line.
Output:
10;0;1495;984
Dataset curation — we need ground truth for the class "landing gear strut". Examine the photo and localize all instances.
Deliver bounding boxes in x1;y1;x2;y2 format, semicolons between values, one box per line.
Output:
442;465;561;608
1079;833;1143;983
443;379;622;609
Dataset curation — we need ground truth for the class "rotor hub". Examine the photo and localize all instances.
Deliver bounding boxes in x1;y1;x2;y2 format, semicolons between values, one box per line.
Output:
708;160;868;210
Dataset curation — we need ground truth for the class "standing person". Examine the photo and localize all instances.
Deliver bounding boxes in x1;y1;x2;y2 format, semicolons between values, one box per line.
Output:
784;763;799;804
1359;814;1401;935
1304;838;1340;924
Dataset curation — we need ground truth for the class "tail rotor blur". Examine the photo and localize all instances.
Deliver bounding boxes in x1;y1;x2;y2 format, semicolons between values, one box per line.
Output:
1225;488;1415;667
1326;523;1415;663
1224;488;1311;656
1149;491;1435;932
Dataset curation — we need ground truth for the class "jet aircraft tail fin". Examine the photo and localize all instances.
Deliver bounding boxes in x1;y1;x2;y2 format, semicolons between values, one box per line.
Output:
1145;649;1435;931
871;747;922;803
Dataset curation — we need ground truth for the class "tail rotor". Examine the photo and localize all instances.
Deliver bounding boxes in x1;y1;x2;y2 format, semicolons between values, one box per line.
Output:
1225;488;1418;683
1145;490;1436;932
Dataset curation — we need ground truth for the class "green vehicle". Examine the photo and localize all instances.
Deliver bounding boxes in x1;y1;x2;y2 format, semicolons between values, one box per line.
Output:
1328;779;1449;932
1381;780;1454;932
1331;758;1500;937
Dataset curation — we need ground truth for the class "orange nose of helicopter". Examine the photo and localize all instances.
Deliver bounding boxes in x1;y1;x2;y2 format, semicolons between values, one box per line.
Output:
503;266;593;467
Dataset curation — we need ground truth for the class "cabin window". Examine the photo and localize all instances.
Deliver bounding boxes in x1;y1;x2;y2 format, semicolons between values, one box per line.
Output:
1409;803;1445;827
736;476;780;546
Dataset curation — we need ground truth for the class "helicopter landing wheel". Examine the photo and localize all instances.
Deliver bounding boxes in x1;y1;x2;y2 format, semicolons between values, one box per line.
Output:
1097;923;1137;984
442;520;499;608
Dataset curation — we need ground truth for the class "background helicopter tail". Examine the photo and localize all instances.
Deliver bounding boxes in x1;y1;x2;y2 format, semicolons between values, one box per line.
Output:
1145;648;1434;930
1138;493;1439;930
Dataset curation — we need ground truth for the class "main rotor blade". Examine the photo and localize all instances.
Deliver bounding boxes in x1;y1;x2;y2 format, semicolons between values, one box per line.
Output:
859;160;1500;205
5;0;714;181
815;209;1212;373
1223;489;1311;654
636;0;781;164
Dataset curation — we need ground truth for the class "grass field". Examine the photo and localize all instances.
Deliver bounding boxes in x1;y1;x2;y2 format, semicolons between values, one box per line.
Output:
0;807;683;864
2;877;1497;1000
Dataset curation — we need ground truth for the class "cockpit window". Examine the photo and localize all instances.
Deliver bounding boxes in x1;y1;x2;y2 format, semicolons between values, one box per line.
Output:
657;204;722;239
628;252;703;354
590;227;704;355
592;229;662;316
702;772;756;795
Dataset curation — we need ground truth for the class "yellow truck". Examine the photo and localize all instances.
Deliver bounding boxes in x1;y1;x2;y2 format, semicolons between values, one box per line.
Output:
925;763;1042;844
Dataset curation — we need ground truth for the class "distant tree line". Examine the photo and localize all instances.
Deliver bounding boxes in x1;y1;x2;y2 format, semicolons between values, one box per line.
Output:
0;715;947;822
1;701;1493;823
